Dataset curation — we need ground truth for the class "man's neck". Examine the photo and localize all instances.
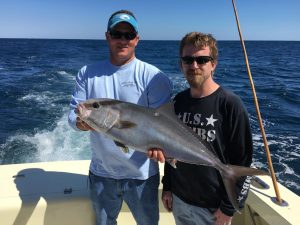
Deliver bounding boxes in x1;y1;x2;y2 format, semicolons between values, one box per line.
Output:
110;55;136;66
190;80;219;98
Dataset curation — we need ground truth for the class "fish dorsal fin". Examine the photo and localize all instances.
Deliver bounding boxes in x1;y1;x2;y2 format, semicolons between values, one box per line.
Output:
156;102;175;116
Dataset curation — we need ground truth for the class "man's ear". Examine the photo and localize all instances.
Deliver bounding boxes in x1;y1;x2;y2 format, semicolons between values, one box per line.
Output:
134;35;140;46
211;60;217;71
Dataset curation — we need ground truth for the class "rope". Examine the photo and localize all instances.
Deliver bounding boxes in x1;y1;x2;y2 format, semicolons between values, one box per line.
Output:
231;0;283;205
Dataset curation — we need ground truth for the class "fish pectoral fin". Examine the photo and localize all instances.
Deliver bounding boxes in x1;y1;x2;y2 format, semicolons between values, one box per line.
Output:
114;140;129;153
114;120;136;129
166;158;177;169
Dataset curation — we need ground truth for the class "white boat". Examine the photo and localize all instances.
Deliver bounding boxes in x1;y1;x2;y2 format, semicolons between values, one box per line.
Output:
0;160;299;225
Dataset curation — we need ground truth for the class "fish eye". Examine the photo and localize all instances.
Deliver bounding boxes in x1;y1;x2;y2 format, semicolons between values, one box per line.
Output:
92;102;99;108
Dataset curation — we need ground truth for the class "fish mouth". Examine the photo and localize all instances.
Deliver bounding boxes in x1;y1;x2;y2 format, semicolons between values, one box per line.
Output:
76;103;91;120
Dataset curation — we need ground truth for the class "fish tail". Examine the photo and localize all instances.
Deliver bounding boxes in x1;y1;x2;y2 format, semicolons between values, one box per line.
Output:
219;164;269;213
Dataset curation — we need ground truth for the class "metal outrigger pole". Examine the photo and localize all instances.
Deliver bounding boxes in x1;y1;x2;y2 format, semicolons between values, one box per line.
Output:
231;0;284;206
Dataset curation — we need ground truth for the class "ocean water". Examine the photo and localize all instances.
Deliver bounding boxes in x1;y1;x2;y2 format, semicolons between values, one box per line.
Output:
0;39;299;196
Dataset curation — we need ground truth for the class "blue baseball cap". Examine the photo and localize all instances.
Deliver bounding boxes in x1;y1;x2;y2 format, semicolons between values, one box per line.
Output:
107;13;138;33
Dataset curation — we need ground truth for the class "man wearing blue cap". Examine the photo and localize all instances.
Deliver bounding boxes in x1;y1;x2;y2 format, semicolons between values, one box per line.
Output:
68;10;172;225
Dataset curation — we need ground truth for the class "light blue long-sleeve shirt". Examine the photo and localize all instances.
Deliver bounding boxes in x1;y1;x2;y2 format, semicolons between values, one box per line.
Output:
68;58;172;179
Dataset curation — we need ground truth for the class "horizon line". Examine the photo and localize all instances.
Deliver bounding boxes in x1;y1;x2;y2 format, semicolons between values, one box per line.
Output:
0;37;299;42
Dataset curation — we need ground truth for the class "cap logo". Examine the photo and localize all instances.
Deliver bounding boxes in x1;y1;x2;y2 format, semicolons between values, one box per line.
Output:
119;15;130;20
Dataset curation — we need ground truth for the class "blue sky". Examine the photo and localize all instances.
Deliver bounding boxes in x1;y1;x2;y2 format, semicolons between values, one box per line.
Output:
1;0;299;40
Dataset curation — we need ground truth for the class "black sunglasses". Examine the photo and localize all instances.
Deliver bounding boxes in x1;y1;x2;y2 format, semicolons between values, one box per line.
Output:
109;30;137;40
181;56;214;65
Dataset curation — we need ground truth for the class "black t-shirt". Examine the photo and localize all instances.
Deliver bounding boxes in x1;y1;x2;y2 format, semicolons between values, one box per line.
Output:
162;87;253;216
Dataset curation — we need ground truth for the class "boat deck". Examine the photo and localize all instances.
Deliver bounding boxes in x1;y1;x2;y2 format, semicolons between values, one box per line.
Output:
0;160;299;225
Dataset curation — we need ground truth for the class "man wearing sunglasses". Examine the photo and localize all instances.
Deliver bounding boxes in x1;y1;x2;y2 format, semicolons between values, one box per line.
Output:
68;10;172;225
159;32;253;225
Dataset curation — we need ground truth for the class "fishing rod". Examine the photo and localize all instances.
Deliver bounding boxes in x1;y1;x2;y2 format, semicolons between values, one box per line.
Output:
231;0;284;205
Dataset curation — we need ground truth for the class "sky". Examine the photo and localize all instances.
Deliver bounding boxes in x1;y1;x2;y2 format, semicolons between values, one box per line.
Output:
0;0;299;41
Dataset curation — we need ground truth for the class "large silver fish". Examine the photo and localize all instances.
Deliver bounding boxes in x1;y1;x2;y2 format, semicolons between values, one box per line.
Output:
76;98;269;212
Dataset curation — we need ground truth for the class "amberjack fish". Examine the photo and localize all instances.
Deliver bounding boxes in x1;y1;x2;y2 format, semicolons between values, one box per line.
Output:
76;98;269;212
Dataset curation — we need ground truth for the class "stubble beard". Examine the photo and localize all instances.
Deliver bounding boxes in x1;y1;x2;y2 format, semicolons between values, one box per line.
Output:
185;71;210;89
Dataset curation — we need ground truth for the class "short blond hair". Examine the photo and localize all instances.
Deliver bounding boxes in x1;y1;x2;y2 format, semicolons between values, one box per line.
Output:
179;32;218;62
